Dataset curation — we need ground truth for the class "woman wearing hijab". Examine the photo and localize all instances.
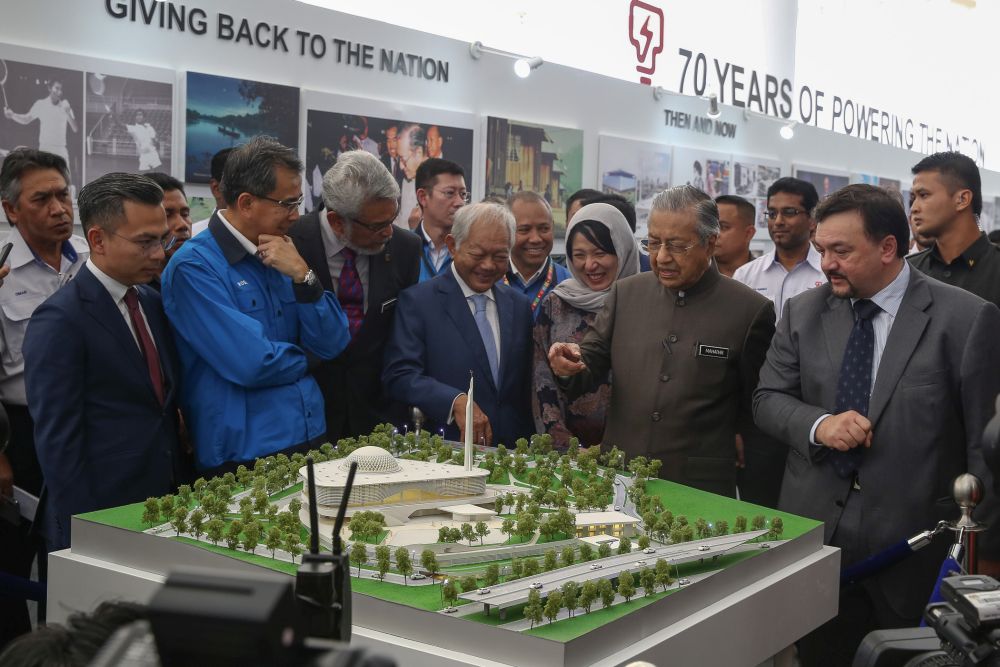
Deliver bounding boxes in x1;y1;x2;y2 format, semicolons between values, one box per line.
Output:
532;203;640;448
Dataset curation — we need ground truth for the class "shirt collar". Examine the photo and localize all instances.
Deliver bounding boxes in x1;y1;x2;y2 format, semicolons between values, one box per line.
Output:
319;214;347;258
853;261;910;318
8;225;81;269
764;245;823;271
510;257;549;285
216;210;259;257
86;258;131;303
928;232;992;268
667;261;721;301
451;262;494;301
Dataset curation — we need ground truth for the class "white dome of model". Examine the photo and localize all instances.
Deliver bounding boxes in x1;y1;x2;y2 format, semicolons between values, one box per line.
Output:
342;446;401;473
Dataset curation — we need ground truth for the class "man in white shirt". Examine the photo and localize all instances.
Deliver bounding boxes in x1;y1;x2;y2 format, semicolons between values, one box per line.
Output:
124;110;162;172
4;80;78;182
393;123;426;230
733;177;826;320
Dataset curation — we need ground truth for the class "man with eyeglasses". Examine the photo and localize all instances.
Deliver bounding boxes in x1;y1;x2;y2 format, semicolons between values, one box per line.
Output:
0;148;88;642
23;172;182;552
733;177;826;321
288;150;421;444
393;123;427;230
161;137;350;473
549;185;775;498
413;158;469;282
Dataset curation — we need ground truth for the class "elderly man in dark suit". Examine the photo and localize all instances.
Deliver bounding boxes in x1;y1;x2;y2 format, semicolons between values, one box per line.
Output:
754;184;1000;666
23;173;181;550
383;202;534;448
289;150;421;443
549;185;775;494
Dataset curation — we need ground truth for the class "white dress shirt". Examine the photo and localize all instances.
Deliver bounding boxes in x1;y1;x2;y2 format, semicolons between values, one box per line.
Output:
86;259;157;353
733;245;826;321
809;262;911;444
0;226;89;404
319;217;370;312
217;209;258;254
446;263;502;423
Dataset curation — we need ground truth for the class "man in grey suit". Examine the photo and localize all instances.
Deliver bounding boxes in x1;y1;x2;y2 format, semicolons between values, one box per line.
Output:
754;184;1000;666
549;185;776;497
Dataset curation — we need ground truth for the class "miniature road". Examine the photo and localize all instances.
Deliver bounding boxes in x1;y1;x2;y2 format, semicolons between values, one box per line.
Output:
457;530;768;610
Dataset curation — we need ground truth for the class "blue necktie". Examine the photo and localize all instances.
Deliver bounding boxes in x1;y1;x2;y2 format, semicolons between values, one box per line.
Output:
831;298;881;478
471;293;499;386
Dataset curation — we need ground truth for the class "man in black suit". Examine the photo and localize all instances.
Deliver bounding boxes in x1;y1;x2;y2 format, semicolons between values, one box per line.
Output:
288;150;421;443
23;173;181;550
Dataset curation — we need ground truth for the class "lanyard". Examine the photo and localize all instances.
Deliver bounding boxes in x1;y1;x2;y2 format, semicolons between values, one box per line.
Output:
504;261;554;312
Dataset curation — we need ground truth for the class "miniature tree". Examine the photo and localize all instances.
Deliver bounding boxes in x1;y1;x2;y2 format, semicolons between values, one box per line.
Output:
484;563;500;587
375;545;392;582
522;558;540;578
751;514;766;531
177;484;193;507
494;496;505;515
538;518;556;542
770;517;784;540
265;526;283;558
420;549;439;581
243;521;262;554
561;581;579;618
283;532;303;563
287;498;302;516
695;518;709;539
447;527;462;543
598;543;612;559
438;526;451;543
188;508;205;541
715;520;729;536
159;494;176;518
640;568;656;597
224;519;243;550
734;515;748;533
637;535;650;550
239;497;255;524
222;471;237;489
350;541;369;576
252;489;269;515
525;589;543;628
461;523;476;546
543;590;563;624
682;525;695;542
192;477;208;500
560;546;575;567
142;497;160;528
395;548;412;585
598;578;616;609
617;570;636;602
475;521;490;545
618;537;633;555
170;506;188;536
516;513;537;542
442;579;458;608
205;518;225;546
265;503;279;523
500;518;515;544
543;549;558;571
459;574;478;593
509;558;524;580
579;543;594;562
579;580;598;613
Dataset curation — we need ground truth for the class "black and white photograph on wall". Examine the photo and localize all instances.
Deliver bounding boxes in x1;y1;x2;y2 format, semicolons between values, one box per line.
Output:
485;116;583;235
673;147;732;199
304;109;474;229
597;135;672;238
733;158;782;198
794;167;849;200
185;71;299;183
84;73;172;181
0;58;83;186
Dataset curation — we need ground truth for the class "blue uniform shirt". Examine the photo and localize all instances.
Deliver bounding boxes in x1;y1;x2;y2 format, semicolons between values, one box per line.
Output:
161;215;350;470
501;257;570;321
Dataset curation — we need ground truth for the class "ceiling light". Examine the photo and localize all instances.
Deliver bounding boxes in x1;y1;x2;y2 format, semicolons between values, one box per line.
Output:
779;122;795;140
470;41;543;79
706;93;720;119
513;56;543;78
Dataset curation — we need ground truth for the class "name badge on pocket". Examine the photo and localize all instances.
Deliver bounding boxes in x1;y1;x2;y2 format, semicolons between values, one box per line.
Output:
697;344;729;359
380;297;398;314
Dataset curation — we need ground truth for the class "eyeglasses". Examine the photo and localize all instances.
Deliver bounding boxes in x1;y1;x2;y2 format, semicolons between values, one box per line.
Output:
347;215;396;233
258;194;304;213
765;207;807;220
642;239;700;256
109;230;177;255
433;188;471;203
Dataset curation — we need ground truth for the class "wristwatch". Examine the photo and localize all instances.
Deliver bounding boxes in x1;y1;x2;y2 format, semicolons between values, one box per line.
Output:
298;269;318;287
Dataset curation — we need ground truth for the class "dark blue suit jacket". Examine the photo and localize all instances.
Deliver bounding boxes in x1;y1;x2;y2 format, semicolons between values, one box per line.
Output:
382;270;534;448
23;265;180;549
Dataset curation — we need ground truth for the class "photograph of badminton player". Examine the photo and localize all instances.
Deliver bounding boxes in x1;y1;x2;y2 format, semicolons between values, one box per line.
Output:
0;59;83;185
84;73;173;180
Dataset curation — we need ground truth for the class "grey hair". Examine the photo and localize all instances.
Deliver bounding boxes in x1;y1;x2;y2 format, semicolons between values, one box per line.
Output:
0;148;71;205
78;172;164;233
322;150;400;218
507;190;552;219
451;203;515;250
220;135;303;206
650;185;720;243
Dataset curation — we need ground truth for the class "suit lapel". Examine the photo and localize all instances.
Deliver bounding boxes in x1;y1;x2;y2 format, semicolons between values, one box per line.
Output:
440;273;496;390
867;275;931;427
821;294;853;375
303;214;335;291
494;286;514;389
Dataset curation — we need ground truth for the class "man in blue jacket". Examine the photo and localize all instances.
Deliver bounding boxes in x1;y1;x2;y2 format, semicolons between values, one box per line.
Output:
162;137;349;472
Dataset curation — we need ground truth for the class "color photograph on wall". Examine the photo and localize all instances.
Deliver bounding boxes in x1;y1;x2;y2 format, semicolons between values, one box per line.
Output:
0;58;84;187
305;108;474;229
84;73;172;181
794;166;849;200
673;146;731;199
485;116;583;234
597;135;672;238
185;71;299;183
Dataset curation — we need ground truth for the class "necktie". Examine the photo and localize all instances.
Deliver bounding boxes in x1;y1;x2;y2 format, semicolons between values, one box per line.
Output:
830;298;881;478
338;247;364;338
471;293;499;386
124;287;165;406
